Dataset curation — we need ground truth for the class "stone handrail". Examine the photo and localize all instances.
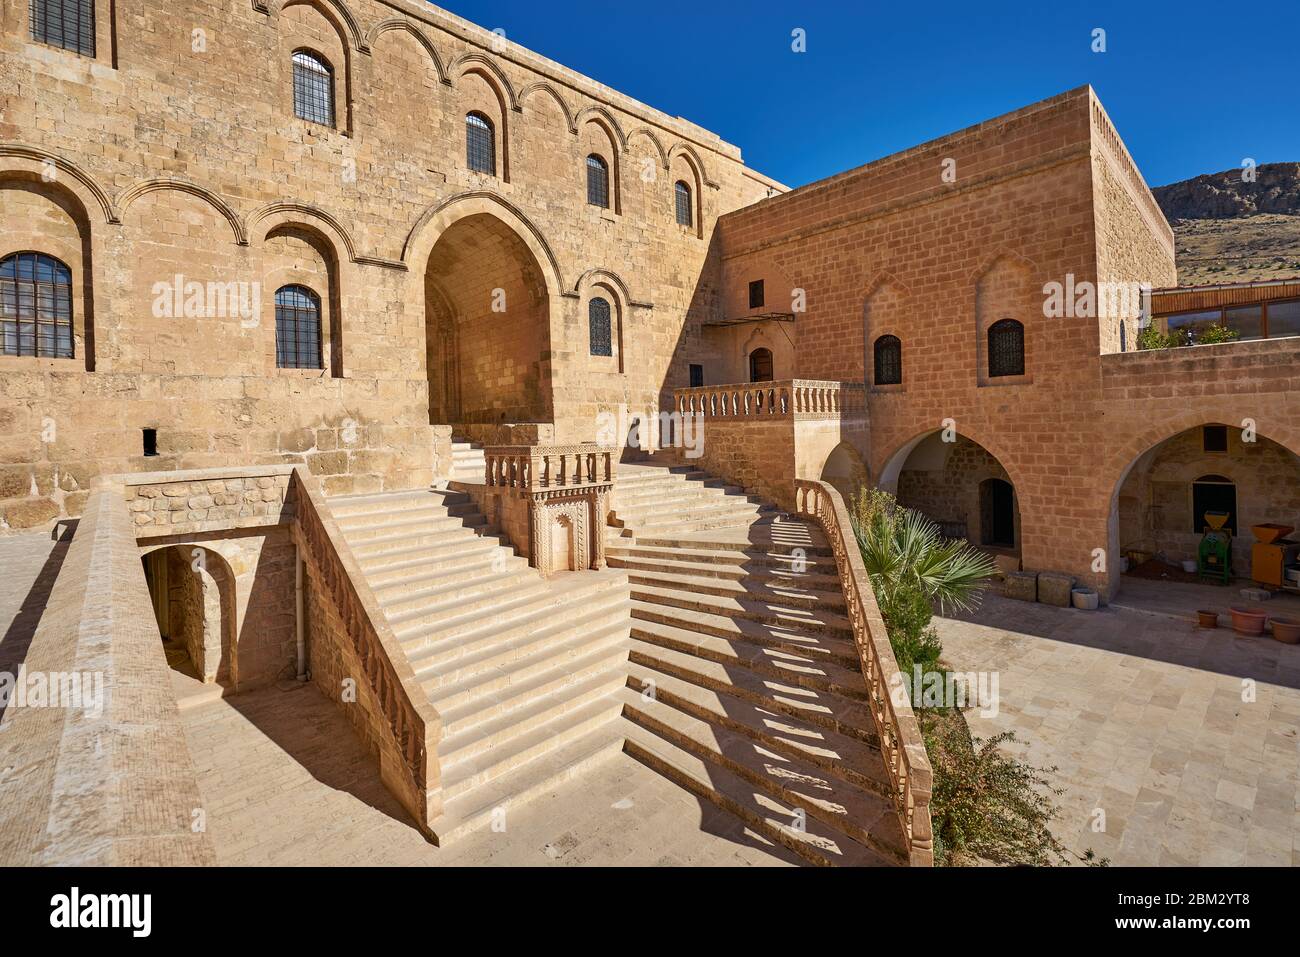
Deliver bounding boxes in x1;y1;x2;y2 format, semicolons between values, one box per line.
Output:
674;379;866;420
793;478;934;867
289;468;442;833
484;445;616;495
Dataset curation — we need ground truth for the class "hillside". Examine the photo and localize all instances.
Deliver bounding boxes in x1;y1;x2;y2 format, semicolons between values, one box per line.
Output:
1152;162;1300;286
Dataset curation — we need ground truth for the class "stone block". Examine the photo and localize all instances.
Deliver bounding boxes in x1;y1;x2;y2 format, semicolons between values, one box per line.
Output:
1004;571;1038;603
1037;572;1076;608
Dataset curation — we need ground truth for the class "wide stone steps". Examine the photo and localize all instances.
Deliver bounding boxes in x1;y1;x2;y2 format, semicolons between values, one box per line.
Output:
330;488;468;517
386;577;551;632
623;663;887;793
379;570;541;619
356;535;513;576
629;582;855;639
607;550;841;588
607;543;836;576
622;725;895;867
349;524;504;558
617;686;902;857
368;554;531;594
623;567;847;612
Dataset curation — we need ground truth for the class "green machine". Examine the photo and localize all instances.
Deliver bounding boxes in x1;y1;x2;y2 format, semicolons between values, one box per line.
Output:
1198;511;1232;586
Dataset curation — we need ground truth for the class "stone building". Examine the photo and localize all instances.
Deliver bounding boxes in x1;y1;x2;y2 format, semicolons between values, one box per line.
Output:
2;0;1298;866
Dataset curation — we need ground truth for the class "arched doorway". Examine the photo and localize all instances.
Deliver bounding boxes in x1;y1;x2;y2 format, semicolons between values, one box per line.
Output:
749;347;773;382
880;430;1020;557
1111;424;1300;584
142;545;236;685
424;213;553;426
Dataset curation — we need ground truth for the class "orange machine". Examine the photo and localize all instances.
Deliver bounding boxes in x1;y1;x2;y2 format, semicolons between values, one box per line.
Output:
1251;524;1300;589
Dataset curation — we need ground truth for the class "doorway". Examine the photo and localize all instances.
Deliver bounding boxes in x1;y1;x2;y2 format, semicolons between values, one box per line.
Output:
980;478;1016;548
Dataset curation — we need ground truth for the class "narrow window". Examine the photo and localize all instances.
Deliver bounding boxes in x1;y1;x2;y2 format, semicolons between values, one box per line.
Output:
987;318;1025;378
292;50;334;127
675;181;693;227
588;297;613;357
30;0;95;57
1202;425;1228;453
689;363;704;388
749;280;765;310
466;113;496;175
749;348;773;383
275;285;323;370
586;155;610;208
142;428;158;457
0;252;74;358
873;335;902;386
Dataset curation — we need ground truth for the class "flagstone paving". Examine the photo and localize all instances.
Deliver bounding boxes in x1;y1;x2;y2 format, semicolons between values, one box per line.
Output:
935;590;1300;867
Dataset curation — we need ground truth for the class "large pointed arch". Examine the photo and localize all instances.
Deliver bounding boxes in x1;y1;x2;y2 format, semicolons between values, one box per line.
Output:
519;82;576;133
365;18;450;83
116;178;248;245
273;0;369;54
449;52;521;112
0;143;118;224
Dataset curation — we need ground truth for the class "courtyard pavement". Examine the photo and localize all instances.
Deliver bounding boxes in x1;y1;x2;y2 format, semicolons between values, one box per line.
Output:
935;585;1300;867
0;527;70;680
178;682;798;867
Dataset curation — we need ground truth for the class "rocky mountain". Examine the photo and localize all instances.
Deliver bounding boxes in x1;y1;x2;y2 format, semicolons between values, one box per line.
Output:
1152;162;1300;285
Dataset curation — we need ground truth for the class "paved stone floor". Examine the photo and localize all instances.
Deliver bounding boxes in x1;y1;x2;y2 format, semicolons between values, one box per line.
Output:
179;682;799;866
935;587;1300;867
0;527;70;678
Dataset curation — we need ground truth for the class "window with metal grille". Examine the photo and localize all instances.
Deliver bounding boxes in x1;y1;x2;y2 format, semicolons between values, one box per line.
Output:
589;297;612;357
30;0;95;57
586;155;609;208
275;285;323;369
749;348;773;382
0;252;74;358
987;318;1025;378
466;113;495;175
675;181;693;227
292;50;334;127
874;335;902;385
749;280;765;310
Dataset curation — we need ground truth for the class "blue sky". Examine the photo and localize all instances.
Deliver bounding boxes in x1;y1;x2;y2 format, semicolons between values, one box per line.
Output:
437;0;1299;190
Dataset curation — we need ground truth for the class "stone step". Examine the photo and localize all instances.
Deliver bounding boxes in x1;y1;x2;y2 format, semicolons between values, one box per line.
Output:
613;482;758;508
367;553;530;593
348;525;504;559
332;496;479;524
424;620;629;708
632;598;859;666
628;635;876;736
329;488;470;516
616;499;776;527
607;552;841;589
622;726;895;867
623;567;847;612
630;583;855;639
416;601;630;688
632;525;833;558
432;724;626;844
623;663;889;797
441;696;625;800
630;611;864;686
437;663;624;768
617;687;904;858
606;543;835;575
378;569;541;617
397;575;626;650
387;577;551;632
339;512;489;543
434;636;632;735
356;535;513;575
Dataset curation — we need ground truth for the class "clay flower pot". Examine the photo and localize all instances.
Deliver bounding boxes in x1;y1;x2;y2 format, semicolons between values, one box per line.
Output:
1196;610;1219;629
1230;607;1268;637
1270;617;1300;645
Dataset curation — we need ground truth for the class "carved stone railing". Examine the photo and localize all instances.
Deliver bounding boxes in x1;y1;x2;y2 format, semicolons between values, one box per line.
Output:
480;445;616;577
794;478;934;867
289;469;442;835
674;379;867;420
484;445;615;495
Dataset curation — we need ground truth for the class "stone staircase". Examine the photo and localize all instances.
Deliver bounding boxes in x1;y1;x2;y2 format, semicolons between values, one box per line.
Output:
330;487;630;843
606;462;907;866
448;439;486;485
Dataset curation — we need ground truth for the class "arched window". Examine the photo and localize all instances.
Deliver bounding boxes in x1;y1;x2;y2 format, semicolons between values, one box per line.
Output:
0;252;74;358
589;297;612;357
30;0;96;58
874;335;902;385
988;319;1025;378
292;50;334;127
586;155;610;209
749;347;774;383
275;285;323;369
675;181;693;227
466;113;496;175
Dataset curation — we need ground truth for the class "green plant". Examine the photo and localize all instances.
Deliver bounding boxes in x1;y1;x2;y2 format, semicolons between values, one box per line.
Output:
923;713;1083;866
1137;325;1180;350
1195;324;1240;345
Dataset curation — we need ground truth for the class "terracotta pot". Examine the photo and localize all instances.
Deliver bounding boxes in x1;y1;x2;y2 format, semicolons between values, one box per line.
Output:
1271;617;1300;645
1197;610;1219;629
1229;607;1268;636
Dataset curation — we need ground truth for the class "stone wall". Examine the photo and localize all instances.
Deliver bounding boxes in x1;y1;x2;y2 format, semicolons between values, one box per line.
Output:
0;0;782;532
